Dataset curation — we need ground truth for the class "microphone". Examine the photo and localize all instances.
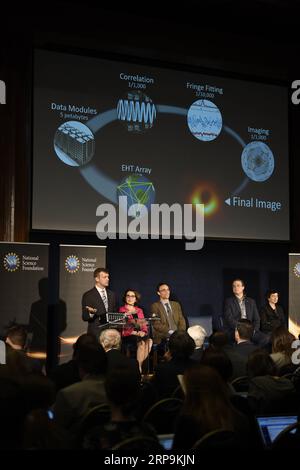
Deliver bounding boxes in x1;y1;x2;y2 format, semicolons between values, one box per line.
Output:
132;310;138;319
129;309;140;330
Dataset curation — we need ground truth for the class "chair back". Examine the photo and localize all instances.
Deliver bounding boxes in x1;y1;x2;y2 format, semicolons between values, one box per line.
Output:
171;384;185;400
142;397;183;434
112;436;164;451
192;429;238;450
231;376;250;393
77;403;111;446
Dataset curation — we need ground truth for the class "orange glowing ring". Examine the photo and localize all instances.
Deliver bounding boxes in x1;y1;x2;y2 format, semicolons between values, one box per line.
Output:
191;185;218;216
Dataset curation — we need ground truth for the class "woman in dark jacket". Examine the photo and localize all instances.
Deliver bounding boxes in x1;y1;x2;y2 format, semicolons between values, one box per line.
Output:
259;290;285;335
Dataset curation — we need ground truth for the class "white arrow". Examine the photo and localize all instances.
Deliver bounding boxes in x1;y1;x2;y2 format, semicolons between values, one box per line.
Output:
225;198;231;206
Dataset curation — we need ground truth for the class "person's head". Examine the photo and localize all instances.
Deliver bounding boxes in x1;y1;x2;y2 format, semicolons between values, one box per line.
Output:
184;365;230;404
235;319;254;343
201;348;233;383
156;283;170;301
0;376;25;449
122;289;141;306
209;331;230;349
183;365;235;433
99;328;121;352
247;349;276;378
187;325;207;349
168;331;195;360
266;290;279;305
232;279;245;297
94;268;109;289
271;326;295;357
77;342;107;379
72;333;98;360
5;325;27;350
22;408;68;450
22;374;56;413
105;365;141;417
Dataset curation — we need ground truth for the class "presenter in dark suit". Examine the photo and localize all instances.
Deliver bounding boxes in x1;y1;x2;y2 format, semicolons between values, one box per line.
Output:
223;279;261;343
82;268;117;338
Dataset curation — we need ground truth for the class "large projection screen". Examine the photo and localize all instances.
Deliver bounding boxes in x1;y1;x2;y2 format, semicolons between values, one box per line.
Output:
32;49;289;240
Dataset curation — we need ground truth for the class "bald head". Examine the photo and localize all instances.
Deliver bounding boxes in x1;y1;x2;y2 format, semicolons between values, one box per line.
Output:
99;328;121;352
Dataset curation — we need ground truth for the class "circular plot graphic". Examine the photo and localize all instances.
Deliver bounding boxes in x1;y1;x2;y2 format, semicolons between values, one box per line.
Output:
241;141;274;182
187;99;222;141
54;121;95;167
117;91;157;133
117;174;155;209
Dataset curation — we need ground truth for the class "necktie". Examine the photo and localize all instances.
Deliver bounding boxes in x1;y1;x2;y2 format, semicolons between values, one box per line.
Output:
238;298;247;319
101;290;108;311
165;303;177;331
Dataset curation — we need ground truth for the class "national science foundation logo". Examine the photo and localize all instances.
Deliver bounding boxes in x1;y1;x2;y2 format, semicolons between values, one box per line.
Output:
65;255;80;274
3;252;20;272
293;263;300;278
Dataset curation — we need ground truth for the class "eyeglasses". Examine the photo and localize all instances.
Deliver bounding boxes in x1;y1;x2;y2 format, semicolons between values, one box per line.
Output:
126;294;136;297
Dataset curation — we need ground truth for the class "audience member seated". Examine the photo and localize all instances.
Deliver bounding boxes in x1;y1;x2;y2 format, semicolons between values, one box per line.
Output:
83;365;158;449
209;331;250;379
0;375;26;449
172;365;250;450
5;325;43;375
201;346;256;420
22;374;56;414
53;342;107;440
0;372;57;449
22;408;70;450
247;349;297;414
152;330;195;398
187;325;206;362
201;348;234;387
259;290;286;335
234;319;259;358
49;333;98;393
290;365;300;394
209;331;229;349
270;326;296;373
119;289;153;373
99;328;140;379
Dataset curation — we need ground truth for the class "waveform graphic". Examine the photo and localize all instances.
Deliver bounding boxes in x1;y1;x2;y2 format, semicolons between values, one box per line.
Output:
117;99;157;125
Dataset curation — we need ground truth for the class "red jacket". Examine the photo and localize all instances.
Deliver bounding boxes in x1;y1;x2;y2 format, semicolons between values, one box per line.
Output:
119;306;148;337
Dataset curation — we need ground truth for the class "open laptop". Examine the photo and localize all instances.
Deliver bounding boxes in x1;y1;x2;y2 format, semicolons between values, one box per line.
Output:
158;434;174;450
256;415;298;448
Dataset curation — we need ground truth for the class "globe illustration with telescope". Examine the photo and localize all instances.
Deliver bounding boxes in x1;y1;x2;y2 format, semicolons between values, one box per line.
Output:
117;174;155;210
